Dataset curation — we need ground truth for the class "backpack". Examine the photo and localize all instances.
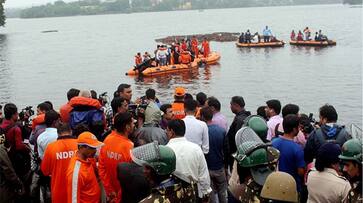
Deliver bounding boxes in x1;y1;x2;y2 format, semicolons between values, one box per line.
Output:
69;109;104;138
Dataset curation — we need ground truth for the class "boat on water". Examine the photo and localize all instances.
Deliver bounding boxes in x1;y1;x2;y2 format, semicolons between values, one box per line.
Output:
290;40;337;46
235;41;285;48
126;52;221;77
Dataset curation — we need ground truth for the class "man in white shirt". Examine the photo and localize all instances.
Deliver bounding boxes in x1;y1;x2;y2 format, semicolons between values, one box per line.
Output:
166;119;212;201
37;110;60;159
182;99;209;154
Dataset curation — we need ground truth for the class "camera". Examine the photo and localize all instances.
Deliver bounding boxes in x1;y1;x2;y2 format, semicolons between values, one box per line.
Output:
128;103;148;119
19;106;35;125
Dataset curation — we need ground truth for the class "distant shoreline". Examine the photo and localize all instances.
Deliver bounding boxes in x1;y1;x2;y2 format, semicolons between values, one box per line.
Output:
6;2;349;19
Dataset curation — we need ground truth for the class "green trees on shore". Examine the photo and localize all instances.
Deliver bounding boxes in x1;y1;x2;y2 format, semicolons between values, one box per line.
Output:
0;0;5;26
18;0;342;19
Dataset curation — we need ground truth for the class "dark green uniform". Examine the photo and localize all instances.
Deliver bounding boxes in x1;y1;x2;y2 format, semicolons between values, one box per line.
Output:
139;177;197;203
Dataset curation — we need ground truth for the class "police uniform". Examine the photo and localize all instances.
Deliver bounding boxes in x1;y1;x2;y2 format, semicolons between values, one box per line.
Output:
139;177;197;203
307;168;351;203
348;182;363;203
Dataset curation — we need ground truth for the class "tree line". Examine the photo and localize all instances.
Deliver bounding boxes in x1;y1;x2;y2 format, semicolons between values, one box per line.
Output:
17;0;341;19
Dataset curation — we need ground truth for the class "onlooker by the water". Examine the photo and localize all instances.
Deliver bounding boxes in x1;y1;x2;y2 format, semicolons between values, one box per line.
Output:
265;99;283;141
304;104;351;165
159;104;173;130
166;119;212;200
226;96;251;170
206;96;228;132
307;143;351;202
182;99;209;154
59;88;80;123
200;107;228;203
272;114;305;193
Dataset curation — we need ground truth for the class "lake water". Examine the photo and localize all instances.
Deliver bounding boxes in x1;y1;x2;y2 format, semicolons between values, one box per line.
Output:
0;4;362;126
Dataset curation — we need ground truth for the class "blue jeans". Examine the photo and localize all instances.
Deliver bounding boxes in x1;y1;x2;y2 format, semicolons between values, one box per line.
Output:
209;168;228;203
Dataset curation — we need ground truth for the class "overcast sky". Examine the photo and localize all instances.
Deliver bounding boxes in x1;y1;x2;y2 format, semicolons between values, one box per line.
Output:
5;0;74;8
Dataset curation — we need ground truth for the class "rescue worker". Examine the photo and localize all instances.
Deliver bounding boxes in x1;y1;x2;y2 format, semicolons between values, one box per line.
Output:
157;45;168;66
59;88;80;123
339;139;362;202
179;51;192;65
191;36;199;58
229;127;279;203
98;112;134;203
171;87;186;120
180;39;187;51
133;142;198;203
41;122;77;203
135;52;142;67
239;32;245;43
290;30;296;41
260;172;298;203
201;38;210;58
66;131;103;203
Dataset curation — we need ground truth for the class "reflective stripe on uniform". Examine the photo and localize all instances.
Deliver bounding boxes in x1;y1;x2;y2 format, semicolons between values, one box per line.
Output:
72;160;81;203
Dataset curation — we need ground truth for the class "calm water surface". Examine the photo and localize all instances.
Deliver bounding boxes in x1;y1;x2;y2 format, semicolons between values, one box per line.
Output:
0;4;362;125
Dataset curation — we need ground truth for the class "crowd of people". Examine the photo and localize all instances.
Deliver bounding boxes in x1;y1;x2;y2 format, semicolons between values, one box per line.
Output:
133;37;211;73
238;26;280;44
290;27;329;41
0;83;361;203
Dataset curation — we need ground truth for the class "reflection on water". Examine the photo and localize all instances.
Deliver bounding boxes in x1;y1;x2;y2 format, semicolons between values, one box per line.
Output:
0;34;11;104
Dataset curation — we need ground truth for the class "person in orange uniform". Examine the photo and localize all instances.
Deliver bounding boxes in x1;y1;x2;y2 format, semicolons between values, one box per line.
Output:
32;102;52;130
179;51;192;64
98;112;135;203
171;87;186;120
41;122;77;203
180;39;187;52
191;36;199;58
67;131;104;203
135;52;142;66
59;88;80;123
201;38;210;58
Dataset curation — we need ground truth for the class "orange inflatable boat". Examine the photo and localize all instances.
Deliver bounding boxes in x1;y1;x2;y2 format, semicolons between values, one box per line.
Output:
236;41;285;47
289;40;336;46
126;52;221;77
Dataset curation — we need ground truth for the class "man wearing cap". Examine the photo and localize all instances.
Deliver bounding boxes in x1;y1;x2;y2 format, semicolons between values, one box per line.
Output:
307;143;351;203
41;122;77;203
98;112;134;203
171;87;186;120
339;139;362;202
132;142;198;203
229;127;280;203
66;131;104;203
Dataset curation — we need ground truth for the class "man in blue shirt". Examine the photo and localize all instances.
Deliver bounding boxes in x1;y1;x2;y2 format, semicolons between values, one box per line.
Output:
272;114;305;193
200;107;228;203
263;26;272;42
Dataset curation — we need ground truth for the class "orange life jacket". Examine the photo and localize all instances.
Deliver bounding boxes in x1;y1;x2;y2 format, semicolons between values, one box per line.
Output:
32;114;45;130
135;56;142;65
69;96;102;109
179;52;192;64
172;102;185;120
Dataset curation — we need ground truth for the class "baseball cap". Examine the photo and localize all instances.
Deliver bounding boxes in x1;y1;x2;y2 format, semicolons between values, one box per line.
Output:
174;87;186;96
77;132;104;148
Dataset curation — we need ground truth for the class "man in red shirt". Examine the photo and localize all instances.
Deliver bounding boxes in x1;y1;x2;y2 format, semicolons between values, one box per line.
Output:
67;131;103;203
59;88;80;123
41;122;77;203
98;112;134;203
